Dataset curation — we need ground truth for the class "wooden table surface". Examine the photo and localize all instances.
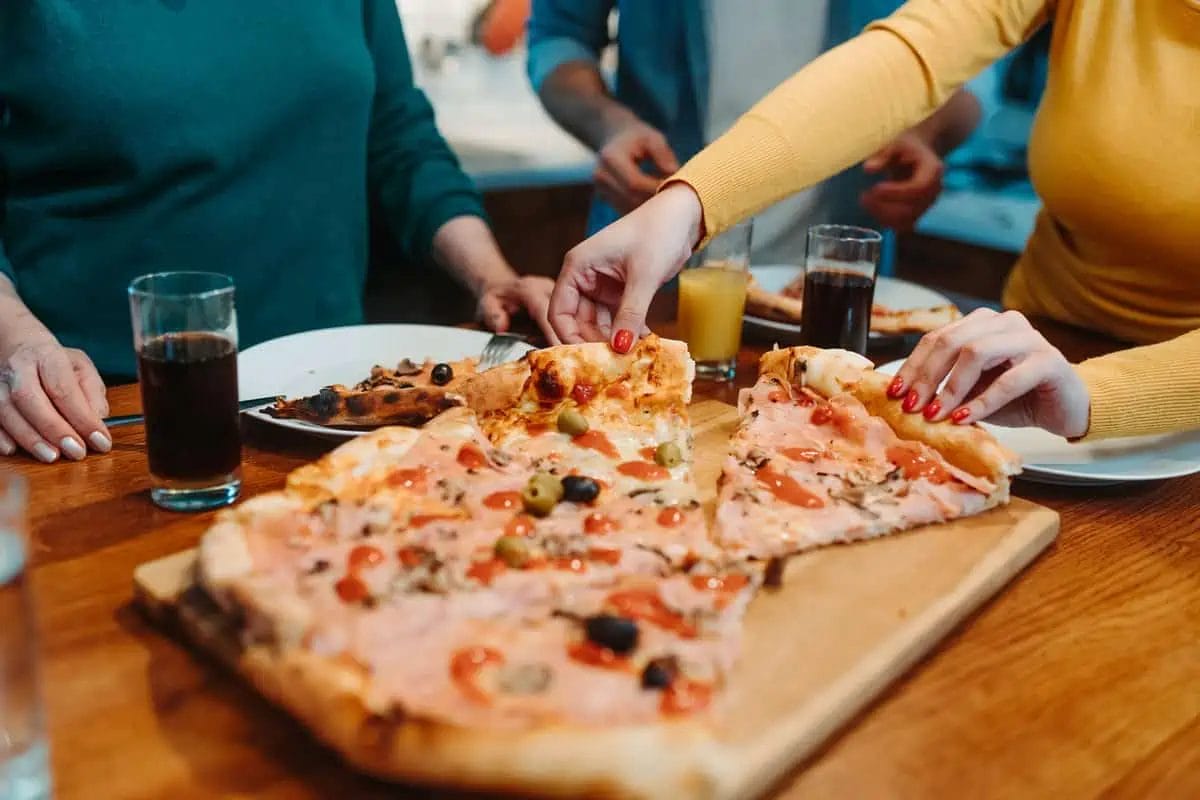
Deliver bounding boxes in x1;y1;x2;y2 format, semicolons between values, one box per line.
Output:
14;313;1200;800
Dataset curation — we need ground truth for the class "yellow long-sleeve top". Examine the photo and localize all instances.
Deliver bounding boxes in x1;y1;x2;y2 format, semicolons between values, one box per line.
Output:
670;0;1200;440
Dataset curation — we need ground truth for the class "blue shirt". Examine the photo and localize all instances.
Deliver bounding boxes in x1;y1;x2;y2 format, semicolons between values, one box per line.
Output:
527;0;902;239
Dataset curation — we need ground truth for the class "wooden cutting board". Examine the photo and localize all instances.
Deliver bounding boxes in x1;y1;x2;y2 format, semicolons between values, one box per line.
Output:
134;399;1058;799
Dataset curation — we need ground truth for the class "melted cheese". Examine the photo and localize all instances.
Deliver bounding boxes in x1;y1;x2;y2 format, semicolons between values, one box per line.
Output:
717;377;994;558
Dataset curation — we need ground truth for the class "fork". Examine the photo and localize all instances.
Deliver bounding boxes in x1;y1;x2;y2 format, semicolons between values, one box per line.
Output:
478;333;528;370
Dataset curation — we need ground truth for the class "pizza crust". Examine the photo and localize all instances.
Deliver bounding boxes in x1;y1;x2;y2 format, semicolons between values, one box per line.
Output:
870;305;962;334
744;282;806;323
458;358;531;415
184;549;731;798
228;642;729;800
471;335;694;442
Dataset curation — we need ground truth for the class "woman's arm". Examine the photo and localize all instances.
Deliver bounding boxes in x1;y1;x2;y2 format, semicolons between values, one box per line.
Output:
361;0;554;338
671;0;1049;244
362;0;486;265
1074;330;1200;440
430;216;554;338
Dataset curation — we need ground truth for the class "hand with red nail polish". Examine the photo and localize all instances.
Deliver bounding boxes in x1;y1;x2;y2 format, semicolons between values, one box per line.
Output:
611;329;635;354
887;376;905;398
889;308;1090;438
548;184;703;346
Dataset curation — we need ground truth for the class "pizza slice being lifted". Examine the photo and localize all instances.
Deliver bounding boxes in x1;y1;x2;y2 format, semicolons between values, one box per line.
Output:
715;346;1020;559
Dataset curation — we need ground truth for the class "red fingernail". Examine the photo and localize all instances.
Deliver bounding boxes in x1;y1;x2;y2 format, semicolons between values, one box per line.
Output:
887;376;905;398
902;390;920;413
611;329;634;354
923;399;941;421
951;407;971;424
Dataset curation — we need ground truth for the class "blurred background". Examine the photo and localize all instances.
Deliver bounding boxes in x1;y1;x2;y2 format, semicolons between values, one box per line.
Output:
371;0;1048;326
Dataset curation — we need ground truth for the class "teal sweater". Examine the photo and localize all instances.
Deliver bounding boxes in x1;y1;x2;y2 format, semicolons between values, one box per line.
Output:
0;1;484;378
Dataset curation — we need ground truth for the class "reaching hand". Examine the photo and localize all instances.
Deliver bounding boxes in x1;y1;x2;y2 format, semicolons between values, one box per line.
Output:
0;324;111;462
594;120;681;214
549;184;702;350
476;275;556;342
860;131;945;232
888;308;1091;439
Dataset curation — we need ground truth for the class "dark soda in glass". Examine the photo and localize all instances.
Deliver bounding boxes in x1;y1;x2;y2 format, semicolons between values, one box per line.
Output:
137;332;241;483
799;268;876;354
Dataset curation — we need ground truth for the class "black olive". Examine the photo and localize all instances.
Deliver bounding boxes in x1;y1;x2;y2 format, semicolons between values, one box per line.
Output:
430;363;453;386
584;614;639;655
640;656;679;690
561;475;600;504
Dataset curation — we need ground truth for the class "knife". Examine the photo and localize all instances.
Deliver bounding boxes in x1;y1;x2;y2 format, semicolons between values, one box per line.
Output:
103;395;279;428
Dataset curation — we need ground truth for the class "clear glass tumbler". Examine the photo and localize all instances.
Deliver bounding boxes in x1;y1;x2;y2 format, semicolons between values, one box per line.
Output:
0;473;52;800
129;272;241;511
677;219;754;381
799;224;882;355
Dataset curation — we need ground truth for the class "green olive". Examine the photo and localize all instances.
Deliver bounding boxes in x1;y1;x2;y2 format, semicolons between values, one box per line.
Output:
654;441;683;469
522;472;564;517
494;535;531;568
557;408;590;436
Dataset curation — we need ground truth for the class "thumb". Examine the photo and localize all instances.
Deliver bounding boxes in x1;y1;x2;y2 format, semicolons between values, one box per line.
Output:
609;273;659;353
645;134;681;176
864;144;895;174
478;294;510;332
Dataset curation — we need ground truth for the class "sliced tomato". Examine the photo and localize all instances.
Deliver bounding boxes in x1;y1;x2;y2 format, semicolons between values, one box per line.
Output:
334;574;369;604
450;646;504;705
607;588;696;638
347;545;384;571
660;679;713;715
567;641;630;671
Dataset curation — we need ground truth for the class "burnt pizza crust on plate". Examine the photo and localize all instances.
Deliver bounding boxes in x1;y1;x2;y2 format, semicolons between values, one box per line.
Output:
266;358;478;428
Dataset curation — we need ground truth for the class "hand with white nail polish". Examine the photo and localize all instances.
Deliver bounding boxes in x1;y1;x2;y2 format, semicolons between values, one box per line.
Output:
0;280;111;462
889;308;1091;439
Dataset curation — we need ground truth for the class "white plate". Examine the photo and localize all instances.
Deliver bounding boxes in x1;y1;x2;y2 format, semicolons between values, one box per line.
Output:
239;325;533;439
876;360;1200;485
744;266;954;344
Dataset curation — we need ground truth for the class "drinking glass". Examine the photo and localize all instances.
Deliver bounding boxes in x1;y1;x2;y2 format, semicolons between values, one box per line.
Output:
129;272;241;511
799;224;883;354
0;474;52;800
677;219;753;381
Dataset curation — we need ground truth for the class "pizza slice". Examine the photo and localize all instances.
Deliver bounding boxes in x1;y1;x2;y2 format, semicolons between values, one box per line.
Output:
744;275;962;334
459;335;716;567
714;346;1020;559
199;476;756;733
265;357;478;428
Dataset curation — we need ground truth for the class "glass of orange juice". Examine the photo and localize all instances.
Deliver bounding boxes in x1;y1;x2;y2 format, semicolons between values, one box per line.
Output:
677;219;753;381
